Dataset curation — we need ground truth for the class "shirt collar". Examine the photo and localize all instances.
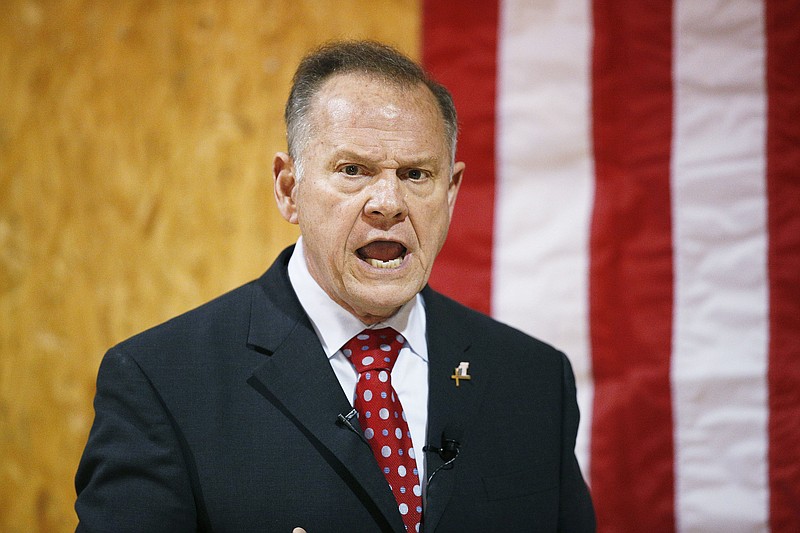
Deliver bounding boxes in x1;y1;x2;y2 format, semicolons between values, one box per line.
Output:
287;237;427;361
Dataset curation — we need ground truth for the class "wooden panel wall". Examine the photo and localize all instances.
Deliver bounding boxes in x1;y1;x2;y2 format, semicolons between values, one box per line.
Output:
0;1;420;530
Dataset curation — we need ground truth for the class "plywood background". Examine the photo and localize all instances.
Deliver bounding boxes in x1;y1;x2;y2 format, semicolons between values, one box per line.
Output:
0;1;420;530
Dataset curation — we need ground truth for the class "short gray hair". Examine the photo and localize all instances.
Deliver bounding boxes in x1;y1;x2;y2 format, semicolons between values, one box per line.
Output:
285;40;458;169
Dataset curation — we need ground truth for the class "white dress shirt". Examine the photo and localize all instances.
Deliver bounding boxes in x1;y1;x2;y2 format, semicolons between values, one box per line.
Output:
287;237;429;483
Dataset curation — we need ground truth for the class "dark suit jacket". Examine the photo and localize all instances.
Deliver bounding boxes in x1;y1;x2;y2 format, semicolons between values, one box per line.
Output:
75;246;595;532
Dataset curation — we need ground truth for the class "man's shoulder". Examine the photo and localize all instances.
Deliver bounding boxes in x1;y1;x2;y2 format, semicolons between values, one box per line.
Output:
422;286;563;358
112;247;296;361
112;278;261;359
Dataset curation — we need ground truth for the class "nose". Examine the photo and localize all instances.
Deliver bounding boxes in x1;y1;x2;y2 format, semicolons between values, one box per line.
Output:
363;172;408;223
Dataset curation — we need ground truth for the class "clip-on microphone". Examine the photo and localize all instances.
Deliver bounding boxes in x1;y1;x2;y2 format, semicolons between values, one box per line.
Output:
424;427;462;487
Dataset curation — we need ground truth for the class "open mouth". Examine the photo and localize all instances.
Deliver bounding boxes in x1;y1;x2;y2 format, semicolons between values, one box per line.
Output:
356;240;408;269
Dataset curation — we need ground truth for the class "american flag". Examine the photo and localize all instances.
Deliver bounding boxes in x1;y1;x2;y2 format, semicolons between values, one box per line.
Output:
423;1;800;531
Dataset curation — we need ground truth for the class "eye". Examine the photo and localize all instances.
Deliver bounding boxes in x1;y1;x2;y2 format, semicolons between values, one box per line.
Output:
343;164;360;176
404;168;429;181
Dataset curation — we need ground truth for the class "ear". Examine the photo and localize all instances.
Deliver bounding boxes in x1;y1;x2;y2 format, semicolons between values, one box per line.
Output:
446;161;465;218
273;152;299;224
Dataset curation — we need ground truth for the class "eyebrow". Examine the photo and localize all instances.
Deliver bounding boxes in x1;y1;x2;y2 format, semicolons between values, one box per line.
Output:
330;148;443;169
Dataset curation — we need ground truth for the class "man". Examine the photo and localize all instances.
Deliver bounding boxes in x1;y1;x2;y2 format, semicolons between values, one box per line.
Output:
75;41;595;532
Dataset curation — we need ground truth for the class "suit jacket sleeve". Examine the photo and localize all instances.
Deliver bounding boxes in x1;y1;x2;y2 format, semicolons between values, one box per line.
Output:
557;352;596;531
75;347;200;532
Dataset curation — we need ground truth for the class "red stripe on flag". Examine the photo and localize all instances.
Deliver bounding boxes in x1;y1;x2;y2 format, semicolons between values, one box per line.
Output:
766;1;800;530
422;0;498;315
589;2;676;530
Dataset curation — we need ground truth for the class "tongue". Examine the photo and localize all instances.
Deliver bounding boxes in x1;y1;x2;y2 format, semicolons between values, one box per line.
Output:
359;241;405;262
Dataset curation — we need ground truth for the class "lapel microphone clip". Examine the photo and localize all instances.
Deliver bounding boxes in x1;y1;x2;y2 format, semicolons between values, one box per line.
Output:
423;437;460;463
336;408;369;446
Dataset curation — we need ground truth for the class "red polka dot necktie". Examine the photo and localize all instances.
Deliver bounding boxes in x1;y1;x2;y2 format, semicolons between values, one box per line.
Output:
343;328;423;532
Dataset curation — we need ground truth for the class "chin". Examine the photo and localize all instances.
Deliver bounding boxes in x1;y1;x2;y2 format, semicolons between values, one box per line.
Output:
350;284;419;317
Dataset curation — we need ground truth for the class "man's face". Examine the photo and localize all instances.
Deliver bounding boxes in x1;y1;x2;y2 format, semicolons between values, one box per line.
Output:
274;73;464;323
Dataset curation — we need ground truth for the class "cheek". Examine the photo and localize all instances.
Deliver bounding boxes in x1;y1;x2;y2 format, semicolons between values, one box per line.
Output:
298;188;351;232
305;201;362;258
331;202;353;221
416;204;451;248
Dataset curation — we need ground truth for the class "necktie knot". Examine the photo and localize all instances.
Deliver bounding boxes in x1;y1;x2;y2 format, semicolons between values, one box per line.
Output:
343;327;405;373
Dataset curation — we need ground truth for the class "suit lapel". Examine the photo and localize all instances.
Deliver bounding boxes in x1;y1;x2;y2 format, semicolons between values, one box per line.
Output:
422;288;487;532
245;248;405;532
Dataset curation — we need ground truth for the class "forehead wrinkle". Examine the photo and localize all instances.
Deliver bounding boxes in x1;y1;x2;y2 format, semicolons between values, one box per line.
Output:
329;142;444;170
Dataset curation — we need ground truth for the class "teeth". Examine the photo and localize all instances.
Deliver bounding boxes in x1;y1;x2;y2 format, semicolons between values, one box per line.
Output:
367;257;403;269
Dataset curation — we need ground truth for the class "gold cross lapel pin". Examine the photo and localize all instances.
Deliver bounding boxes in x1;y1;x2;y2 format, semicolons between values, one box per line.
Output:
450;361;471;387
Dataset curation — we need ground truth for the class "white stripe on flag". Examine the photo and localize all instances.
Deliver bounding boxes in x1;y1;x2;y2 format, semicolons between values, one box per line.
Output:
671;1;770;531
493;0;595;476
